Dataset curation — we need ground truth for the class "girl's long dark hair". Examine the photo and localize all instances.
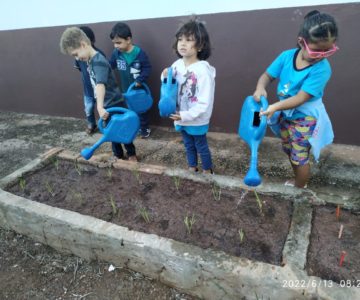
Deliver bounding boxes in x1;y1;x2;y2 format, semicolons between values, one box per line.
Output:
299;10;338;42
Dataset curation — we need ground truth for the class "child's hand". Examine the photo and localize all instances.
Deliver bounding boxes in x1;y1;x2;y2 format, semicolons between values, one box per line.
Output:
162;68;168;77
98;107;109;120
259;104;276;119
253;89;267;102
169;113;181;121
162;67;177;78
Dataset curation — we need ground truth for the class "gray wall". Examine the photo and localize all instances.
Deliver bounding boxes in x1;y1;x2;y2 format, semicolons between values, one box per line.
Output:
0;3;359;145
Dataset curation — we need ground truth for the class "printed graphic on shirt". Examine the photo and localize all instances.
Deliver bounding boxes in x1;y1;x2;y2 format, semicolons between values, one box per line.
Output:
130;67;140;79
179;71;198;109
279;82;290;97
88;65;97;99
116;59;127;71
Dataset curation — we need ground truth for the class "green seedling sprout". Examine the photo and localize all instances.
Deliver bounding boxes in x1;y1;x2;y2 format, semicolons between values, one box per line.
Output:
237;190;248;207
254;190;264;216
132;167;141;184
72;191;84;205
107;166;113;179
109;195;118;215
19;177;26;191
254;292;264;300
52;157;59;171
74;161;82;176
138;206;150;223
45;181;55;197
238;228;245;243
173;176;181;191
211;182;221;201
184;213;196;234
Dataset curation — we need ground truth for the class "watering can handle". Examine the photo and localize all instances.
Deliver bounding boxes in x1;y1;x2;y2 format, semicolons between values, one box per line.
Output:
167;67;173;83
254;96;269;140
167;67;172;83
98;107;129;132
127;81;151;95
259;96;268;110
106;107;129;114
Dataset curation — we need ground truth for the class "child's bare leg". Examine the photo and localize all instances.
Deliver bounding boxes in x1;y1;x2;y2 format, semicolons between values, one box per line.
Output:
289;159;296;173
293;163;310;188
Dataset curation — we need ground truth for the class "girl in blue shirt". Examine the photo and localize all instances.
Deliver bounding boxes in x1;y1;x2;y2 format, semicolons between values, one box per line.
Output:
253;10;339;188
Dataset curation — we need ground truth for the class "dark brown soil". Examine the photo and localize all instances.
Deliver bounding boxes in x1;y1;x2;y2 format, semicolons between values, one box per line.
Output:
0;227;197;300
307;206;360;286
7;159;293;265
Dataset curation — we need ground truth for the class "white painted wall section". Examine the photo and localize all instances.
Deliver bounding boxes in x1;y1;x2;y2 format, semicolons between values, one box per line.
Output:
1;0;358;30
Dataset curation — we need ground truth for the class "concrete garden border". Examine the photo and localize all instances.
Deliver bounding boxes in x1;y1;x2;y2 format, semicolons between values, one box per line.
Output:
0;148;358;300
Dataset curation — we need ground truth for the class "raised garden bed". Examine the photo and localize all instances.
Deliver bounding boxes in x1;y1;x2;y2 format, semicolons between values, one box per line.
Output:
1;149;359;299
6;158;292;266
307;206;360;286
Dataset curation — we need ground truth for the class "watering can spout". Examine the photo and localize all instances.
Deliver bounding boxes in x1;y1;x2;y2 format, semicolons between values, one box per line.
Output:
80;135;107;160
81;148;94;160
244;168;262;186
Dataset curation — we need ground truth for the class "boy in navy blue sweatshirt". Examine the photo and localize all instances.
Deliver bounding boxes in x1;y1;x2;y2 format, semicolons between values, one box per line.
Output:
109;22;152;138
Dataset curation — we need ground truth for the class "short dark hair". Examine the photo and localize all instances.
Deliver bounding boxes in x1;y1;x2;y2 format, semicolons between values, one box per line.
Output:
80;26;95;44
109;22;132;40
172;17;212;60
299;10;338;43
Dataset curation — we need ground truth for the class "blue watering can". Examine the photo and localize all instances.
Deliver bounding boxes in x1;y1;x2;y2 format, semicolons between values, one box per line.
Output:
123;82;153;114
158;67;178;117
81;107;140;160
238;96;269;186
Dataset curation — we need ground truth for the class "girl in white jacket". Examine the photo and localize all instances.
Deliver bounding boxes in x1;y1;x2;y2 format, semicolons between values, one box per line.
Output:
163;18;216;174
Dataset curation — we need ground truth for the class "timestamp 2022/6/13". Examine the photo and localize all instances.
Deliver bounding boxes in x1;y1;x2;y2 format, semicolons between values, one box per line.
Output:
282;279;360;289
282;279;334;289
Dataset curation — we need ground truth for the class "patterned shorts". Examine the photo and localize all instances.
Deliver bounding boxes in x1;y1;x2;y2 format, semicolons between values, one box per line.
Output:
280;116;317;166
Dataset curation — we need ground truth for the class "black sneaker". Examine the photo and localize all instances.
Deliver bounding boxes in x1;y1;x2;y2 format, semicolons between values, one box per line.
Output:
86;126;97;135
140;128;151;139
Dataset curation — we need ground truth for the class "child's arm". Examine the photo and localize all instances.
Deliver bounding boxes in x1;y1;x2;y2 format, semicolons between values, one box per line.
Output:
260;90;312;118
109;50;117;70
95;84;109;120
253;72;274;101
135;51;151;86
